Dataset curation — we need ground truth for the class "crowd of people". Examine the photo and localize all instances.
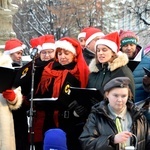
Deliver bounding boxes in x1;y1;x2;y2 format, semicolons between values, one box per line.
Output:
0;27;149;150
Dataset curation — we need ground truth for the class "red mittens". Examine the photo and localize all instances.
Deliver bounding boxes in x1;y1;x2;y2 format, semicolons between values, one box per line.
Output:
2;89;16;101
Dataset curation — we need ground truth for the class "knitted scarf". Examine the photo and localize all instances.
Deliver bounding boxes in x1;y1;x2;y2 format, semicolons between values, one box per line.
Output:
36;62;79;97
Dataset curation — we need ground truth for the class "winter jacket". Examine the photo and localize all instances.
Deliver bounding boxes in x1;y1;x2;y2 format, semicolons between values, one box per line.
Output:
0;55;23;150
133;55;150;102
87;53;135;99
0;87;22;150
33;61;89;150
126;45;150;102
12;57;29;150
27;58;54;143
79;100;150;150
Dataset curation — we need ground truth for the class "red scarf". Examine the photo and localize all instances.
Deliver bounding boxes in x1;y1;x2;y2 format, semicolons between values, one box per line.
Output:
36;62;79;97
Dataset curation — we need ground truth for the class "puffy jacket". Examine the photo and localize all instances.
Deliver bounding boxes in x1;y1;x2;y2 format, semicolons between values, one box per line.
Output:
88;53;135;99
79;100;150;150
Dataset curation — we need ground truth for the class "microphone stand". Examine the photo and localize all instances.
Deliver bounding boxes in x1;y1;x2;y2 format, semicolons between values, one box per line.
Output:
29;54;37;150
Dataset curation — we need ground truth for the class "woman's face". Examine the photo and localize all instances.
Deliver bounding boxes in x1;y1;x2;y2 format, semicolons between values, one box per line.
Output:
10;50;23;62
105;87;128;114
96;45;115;64
57;49;75;65
79;37;86;48
40;49;55;61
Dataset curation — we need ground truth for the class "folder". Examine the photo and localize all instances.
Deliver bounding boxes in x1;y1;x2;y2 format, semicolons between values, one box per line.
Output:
68;87;103;108
0;67;18;93
57;72;81;107
127;60;140;72
143;67;150;77
135;96;150;109
13;60;48;95
30;72;81;108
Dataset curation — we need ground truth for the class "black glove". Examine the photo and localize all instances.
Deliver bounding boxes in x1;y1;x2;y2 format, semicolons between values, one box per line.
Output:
90;97;100;106
73;105;88;117
68;100;78;110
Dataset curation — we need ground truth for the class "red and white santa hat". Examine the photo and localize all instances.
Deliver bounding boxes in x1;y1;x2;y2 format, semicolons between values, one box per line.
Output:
95;31;121;55
4;38;26;55
30;36;42;53
77;27;91;40
85;27;105;46
55;38;77;56
41;34;56;52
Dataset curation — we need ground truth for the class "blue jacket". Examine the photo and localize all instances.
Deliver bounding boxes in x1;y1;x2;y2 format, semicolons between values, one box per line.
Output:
133;55;150;102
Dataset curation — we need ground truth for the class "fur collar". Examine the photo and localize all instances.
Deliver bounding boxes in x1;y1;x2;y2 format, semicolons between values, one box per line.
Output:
89;52;129;73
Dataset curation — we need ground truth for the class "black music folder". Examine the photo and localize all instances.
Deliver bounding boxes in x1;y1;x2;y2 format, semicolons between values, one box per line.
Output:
127;60;140;72
31;72;81;107
13;61;45;95
68;87;103;108
0;67;18;93
57;72;81;107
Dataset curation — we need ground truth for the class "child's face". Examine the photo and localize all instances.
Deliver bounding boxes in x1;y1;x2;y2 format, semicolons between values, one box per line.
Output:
105;87;128;114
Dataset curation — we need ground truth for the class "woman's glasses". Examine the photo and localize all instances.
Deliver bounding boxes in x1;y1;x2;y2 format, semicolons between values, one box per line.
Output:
40;50;54;55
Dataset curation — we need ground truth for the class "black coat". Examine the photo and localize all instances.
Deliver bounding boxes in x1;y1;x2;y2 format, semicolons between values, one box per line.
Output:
88;53;135;100
79;100;150;150
12;58;52;150
12;62;29;150
33;61;85;150
83;48;95;65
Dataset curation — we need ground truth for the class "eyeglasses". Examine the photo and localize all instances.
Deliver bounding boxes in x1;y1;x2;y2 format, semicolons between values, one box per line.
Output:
40;50;54;55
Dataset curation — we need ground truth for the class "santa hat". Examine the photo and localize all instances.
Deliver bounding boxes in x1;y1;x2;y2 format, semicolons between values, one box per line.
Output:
95;32;120;54
43;128;67;150
77;27;91;40
30;37;42;53
55;37;89;88
55;39;77;56
85;27;105;46
119;30;139;47
4;39;26;55
40;34;56;52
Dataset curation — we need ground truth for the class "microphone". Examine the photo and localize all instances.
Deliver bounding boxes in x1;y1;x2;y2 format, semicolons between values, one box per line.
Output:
30;48;38;59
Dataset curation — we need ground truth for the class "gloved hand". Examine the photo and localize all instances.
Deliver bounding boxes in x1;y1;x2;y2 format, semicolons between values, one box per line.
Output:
68;100;78;110
2;89;16;101
73;105;88;117
143;75;150;85
90;97;100;106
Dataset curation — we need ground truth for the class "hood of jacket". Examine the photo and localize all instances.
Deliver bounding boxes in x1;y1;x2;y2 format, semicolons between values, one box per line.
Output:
133;44;143;61
89;52;129;73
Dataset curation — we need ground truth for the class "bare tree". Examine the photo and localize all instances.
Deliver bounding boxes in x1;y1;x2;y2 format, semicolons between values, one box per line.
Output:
12;0;150;53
